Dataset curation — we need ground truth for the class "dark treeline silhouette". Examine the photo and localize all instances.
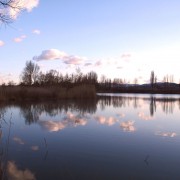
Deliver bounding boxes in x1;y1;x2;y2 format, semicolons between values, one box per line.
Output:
1;62;180;100
98;70;180;94
19;61;98;88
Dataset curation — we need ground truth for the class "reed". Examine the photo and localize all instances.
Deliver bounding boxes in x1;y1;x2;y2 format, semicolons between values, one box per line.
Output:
0;84;96;102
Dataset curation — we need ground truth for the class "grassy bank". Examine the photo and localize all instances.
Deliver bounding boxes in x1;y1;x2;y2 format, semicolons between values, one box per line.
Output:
0;85;96;102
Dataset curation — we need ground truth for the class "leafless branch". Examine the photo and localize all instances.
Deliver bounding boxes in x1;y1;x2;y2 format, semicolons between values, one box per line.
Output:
0;0;23;24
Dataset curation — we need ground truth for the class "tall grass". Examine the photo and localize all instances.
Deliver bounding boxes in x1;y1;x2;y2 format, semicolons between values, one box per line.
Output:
0;85;96;102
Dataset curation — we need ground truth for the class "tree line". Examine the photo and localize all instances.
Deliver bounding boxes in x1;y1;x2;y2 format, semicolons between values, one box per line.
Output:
2;61;180;94
19;61;98;88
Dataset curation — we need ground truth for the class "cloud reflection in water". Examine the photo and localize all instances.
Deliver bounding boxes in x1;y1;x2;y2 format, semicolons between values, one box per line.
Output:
138;112;152;121
31;146;39;151
120;121;136;132
156;131;177;138
13;136;25;145
38;112;87;132
95;116;118;126
7;161;36;180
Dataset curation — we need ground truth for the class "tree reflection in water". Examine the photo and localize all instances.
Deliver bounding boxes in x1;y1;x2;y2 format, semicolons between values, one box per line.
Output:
98;95;180;116
0;95;179;126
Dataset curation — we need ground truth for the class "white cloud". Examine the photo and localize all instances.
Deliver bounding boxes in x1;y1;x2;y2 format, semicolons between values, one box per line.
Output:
33;49;87;65
7;0;39;19
7;161;36;180
0;40;5;46
32;29;41;34
14;35;26;42
23;0;39;12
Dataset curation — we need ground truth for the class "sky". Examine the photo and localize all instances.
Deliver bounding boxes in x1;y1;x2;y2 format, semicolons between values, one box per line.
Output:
1;0;180;84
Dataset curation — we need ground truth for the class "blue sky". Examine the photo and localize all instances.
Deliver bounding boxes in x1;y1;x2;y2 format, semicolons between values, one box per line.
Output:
1;0;180;84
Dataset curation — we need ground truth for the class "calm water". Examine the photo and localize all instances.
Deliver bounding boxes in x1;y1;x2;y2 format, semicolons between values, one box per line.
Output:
1;93;180;179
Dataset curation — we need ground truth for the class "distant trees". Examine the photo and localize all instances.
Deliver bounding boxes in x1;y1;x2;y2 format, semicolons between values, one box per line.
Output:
163;74;174;84
17;63;180;94
150;70;158;89
150;71;155;88
20;61;98;87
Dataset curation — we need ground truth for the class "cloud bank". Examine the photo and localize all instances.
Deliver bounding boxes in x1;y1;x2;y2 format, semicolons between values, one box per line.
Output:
33;49;87;65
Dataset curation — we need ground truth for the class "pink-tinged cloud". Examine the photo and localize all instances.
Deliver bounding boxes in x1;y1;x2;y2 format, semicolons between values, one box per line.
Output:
7;0;39;19
120;121;136;132
7;161;36;180
33;49;86;65
14;35;26;42
14;38;22;42
0;40;4;46
32;29;41;34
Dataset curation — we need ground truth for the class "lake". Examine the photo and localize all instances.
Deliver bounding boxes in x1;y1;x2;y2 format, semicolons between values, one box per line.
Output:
1;93;180;179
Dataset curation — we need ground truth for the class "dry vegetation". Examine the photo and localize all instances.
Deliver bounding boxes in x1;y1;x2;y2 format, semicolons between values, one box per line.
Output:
0;85;96;102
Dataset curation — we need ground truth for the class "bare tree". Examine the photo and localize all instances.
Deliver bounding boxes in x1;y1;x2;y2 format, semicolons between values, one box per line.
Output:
150;71;155;88
20;61;40;85
0;0;22;24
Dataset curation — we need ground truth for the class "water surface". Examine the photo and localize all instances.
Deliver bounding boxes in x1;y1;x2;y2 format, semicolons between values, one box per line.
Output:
1;94;180;179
